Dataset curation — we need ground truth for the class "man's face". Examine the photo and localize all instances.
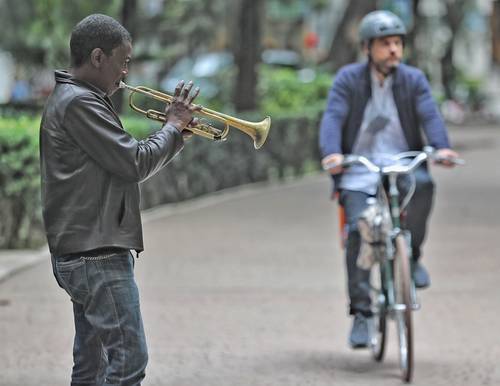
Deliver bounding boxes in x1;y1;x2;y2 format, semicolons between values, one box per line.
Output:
365;35;403;76
98;41;132;96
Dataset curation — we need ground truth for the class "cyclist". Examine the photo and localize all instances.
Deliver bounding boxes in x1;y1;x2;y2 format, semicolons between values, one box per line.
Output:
319;10;460;348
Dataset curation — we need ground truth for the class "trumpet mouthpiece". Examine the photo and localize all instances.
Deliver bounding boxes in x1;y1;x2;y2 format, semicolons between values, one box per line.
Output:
119;81;127;89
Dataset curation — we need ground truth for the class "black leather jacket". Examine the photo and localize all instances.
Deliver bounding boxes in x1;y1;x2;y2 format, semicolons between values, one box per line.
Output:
40;71;184;256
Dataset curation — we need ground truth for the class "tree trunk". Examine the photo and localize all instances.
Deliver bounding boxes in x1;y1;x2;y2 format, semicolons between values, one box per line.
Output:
441;0;466;100
112;0;138;113
406;0;421;66
233;0;262;112
323;0;377;71
491;0;500;64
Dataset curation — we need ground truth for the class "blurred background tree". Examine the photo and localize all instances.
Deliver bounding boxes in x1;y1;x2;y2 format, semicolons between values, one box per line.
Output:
322;0;377;70
1;0;500;248
1;0;498;117
0;0;122;66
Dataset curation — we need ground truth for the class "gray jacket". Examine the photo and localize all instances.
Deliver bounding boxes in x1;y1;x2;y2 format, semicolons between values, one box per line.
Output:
40;70;183;256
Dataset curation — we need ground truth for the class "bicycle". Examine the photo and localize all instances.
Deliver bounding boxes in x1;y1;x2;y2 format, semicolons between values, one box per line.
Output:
324;146;463;383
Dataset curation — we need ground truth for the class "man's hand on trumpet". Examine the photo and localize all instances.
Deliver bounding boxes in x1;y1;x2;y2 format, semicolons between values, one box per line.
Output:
164;80;202;139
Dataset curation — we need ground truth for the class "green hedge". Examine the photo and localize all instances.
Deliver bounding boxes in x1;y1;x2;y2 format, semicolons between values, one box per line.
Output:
139;110;323;208
0;111;323;248
0;116;42;248
259;66;332;115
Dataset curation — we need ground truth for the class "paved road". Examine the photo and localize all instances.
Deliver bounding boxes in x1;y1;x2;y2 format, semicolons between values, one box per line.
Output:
0;125;499;386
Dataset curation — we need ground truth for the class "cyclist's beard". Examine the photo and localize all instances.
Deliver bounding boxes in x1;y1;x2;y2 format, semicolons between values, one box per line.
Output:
370;55;400;78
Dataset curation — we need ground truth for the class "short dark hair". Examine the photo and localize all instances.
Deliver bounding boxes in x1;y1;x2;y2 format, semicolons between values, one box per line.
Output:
70;14;131;68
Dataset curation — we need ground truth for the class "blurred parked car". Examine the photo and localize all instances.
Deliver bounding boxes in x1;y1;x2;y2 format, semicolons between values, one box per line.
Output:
160;49;302;98
261;49;301;68
160;51;234;98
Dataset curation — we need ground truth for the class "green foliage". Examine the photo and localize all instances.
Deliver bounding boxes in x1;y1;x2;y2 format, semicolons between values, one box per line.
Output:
454;71;485;108
0;0;122;67
258;66;332;116
0;116;42;248
0;116;40;196
121;115;159;139
139;0;230;61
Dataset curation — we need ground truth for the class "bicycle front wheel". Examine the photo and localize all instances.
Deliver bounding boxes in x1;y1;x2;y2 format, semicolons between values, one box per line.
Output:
393;234;414;383
370;262;387;361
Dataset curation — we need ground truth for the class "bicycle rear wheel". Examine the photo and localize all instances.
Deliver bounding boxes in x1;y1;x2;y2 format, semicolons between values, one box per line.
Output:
370;263;387;361
393;234;414;382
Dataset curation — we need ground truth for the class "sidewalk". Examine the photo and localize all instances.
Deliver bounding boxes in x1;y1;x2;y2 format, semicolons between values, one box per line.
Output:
0;245;49;284
0;177;310;285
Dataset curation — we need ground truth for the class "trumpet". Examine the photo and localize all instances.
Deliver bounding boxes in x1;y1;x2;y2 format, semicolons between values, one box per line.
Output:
119;82;271;149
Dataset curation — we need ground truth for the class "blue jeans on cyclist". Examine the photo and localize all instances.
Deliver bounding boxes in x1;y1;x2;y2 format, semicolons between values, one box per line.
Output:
339;166;434;317
51;251;148;386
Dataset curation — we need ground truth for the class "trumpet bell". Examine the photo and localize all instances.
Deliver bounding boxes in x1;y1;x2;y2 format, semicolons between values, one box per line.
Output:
231;116;271;149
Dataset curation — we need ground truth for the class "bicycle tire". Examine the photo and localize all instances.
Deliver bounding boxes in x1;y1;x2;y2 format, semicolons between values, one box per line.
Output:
393;234;414;382
370;263;387;361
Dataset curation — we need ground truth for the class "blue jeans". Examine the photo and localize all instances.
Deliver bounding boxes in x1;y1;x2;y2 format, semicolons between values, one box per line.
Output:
339;167;434;316
51;251;148;386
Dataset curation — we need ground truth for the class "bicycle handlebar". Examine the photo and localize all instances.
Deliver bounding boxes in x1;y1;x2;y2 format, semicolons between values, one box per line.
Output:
322;147;465;175
344;152;429;175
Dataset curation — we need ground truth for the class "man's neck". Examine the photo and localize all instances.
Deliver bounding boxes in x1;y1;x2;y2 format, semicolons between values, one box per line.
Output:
375;70;386;85
370;66;389;87
70;65;105;94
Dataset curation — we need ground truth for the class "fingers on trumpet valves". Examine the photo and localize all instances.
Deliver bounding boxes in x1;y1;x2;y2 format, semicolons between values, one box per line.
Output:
187;88;201;106
182;80;193;100
174;80;185;97
173;80;201;107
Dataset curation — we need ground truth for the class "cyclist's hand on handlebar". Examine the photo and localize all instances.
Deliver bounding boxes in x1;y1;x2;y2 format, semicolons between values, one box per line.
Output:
322;153;344;175
434;148;460;168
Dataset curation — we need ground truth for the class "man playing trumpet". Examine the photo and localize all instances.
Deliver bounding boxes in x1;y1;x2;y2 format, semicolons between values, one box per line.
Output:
40;14;200;386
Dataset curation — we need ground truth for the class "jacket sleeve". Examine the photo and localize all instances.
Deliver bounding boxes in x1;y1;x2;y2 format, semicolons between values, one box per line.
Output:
319;69;351;157
414;71;451;149
63;94;184;183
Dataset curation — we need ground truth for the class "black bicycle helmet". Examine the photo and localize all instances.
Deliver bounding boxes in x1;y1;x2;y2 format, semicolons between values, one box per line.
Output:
359;10;406;43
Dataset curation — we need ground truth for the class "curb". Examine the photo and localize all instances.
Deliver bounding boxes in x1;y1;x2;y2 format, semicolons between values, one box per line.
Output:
0;245;50;284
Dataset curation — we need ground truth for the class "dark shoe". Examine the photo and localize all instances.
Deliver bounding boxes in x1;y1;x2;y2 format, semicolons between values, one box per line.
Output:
413;261;430;289
349;313;371;349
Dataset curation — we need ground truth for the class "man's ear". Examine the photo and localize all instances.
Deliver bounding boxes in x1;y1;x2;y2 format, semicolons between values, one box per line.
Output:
90;48;105;68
